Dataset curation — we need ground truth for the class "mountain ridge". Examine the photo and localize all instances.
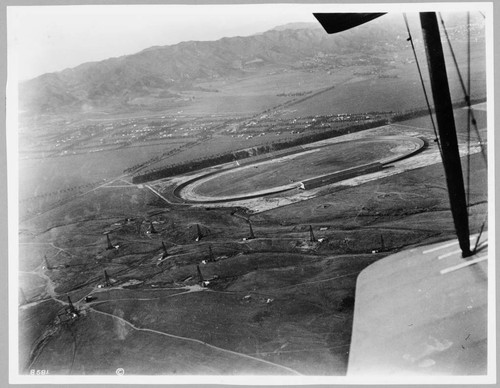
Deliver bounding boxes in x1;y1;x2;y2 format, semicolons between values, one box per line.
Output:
17;20;417;115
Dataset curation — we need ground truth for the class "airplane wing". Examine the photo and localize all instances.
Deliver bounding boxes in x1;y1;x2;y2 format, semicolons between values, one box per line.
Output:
348;233;488;375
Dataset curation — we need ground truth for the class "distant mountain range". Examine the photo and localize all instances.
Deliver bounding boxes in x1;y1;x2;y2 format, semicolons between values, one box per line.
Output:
18;17;478;116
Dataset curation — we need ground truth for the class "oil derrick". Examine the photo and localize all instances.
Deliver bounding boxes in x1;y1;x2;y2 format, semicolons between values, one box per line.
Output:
195;224;203;241
104;270;112;287
106;233;114;250
161;241;168;259
248;220;255;239
67;296;76;313
309;225;317;243
43;255;51;270
197;265;205;284
66;296;79;318
150;221;157;234
19;288;27;305
208;245;214;262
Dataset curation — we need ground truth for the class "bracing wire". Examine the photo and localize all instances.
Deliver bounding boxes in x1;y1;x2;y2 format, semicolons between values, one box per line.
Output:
466;12;471;210
440;12;488;252
402;13;442;157
438;13;488;167
473;221;485;253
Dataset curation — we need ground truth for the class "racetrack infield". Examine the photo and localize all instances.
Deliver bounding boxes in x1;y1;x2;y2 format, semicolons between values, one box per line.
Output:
178;136;424;202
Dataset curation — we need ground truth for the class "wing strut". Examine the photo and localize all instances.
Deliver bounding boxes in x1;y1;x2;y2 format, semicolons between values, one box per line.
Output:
314;11;472;257
419;12;471;257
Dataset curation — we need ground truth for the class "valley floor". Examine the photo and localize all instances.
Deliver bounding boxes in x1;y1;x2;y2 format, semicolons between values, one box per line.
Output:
17;107;488;375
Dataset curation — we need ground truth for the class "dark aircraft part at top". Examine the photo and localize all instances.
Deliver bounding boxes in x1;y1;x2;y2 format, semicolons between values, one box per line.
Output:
313;12;386;34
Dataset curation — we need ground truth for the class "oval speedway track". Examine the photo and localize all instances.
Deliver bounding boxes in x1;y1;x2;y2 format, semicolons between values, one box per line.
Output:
175;136;425;203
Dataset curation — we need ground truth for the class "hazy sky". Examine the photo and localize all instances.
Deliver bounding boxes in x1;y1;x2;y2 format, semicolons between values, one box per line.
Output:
8;3;488;81
7;4;341;81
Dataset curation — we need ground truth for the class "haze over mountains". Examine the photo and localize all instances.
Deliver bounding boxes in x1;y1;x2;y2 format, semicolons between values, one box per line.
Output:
19;16;482;116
